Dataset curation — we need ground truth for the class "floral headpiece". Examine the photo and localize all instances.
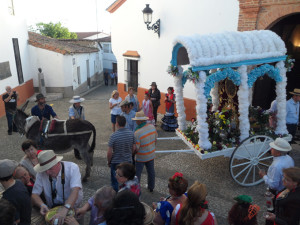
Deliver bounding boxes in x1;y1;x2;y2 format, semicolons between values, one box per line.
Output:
172;172;183;182
145;91;149;96
245;204;260;221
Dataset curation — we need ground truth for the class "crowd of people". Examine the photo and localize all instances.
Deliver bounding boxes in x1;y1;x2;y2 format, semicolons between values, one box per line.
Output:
1;84;300;225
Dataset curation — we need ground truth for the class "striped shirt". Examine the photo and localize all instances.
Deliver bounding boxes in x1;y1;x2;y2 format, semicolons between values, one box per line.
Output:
134;123;158;162
108;128;135;164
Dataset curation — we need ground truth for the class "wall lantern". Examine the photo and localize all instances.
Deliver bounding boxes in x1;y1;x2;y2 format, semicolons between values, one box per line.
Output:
142;4;160;38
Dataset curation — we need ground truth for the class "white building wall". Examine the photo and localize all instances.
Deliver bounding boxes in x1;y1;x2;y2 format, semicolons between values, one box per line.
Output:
101;42;117;72
29;47;103;91
29;46;71;88
0;1;33;92
84;33;110;40
111;0;239;98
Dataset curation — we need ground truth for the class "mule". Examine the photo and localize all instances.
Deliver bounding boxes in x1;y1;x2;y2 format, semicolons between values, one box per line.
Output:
13;101;96;182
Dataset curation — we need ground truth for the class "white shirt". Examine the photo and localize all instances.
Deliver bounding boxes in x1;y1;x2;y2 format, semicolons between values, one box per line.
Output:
109;97;122;115
263;155;294;191
32;161;83;208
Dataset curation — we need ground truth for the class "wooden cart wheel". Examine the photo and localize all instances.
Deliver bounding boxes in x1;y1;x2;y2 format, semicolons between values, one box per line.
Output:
229;135;274;186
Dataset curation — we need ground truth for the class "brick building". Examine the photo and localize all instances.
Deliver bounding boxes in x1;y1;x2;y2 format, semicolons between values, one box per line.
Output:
238;0;300;108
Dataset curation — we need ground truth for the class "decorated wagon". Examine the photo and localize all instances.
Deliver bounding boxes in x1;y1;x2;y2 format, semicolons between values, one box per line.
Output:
159;30;292;186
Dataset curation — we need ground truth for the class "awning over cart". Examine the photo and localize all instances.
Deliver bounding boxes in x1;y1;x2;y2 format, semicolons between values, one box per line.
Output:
171;30;287;70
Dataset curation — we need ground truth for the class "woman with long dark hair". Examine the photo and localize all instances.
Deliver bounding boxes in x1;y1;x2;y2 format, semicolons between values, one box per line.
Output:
148;82;161;125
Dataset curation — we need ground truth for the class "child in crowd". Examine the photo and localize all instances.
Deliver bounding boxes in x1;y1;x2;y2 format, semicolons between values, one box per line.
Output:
142;91;155;125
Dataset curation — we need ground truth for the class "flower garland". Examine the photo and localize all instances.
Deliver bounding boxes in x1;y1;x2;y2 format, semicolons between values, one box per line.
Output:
285;55;295;72
210;69;219;111
247;64;282;88
183;67;199;84
275;61;288;135
237;65;250;141
167;65;179;76
173;68;187;130
204;68;241;98
195;71;212;150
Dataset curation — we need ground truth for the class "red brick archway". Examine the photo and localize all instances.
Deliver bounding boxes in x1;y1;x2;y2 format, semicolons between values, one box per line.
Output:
238;0;300;31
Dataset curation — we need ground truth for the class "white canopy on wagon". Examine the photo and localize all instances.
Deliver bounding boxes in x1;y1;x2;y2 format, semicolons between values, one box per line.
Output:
170;30;288;150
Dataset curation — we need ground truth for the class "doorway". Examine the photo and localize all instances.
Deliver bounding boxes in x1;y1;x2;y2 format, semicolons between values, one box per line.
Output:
128;60;138;91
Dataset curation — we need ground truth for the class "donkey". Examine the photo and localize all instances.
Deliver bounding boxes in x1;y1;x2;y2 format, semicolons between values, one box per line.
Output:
13;101;96;182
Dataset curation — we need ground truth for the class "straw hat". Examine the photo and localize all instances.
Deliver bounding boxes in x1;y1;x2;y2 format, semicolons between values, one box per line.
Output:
132;111;149;121
142;202;155;225
34;150;63;173
119;100;129;107
289;88;300;96
0;159;18;178
69;96;85;103
269;138;292;152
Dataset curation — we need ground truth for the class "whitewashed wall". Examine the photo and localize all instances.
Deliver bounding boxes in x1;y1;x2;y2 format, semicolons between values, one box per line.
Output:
0;1;33;92
111;0;239;98
29;46;103;91
101;42;117;72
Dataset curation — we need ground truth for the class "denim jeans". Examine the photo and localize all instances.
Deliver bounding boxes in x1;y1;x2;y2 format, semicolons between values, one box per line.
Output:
110;163;119;192
135;159;155;190
286;123;297;139
6;112;17;132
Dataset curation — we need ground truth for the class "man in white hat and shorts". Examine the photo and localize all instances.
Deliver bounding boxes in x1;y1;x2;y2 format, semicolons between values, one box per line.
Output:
31;150;83;225
69;96;85;159
259;138;294;194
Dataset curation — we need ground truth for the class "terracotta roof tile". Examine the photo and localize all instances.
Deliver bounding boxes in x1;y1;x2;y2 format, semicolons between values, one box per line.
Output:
28;32;99;55
123;50;140;58
107;0;126;13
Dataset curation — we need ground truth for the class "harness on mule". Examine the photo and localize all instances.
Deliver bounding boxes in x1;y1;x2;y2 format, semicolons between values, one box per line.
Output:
25;116;92;138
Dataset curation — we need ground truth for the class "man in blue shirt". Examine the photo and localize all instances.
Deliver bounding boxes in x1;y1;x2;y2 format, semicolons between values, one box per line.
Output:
286;88;300;141
259;138;294;193
120;100;137;132
31;93;57;120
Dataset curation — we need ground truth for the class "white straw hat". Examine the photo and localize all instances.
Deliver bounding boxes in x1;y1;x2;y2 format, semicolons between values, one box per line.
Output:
34;150;63;173
269;138;292;152
69;96;85;103
132;111;149;121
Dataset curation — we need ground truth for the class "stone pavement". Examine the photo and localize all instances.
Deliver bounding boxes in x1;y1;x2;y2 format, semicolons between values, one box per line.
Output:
0;84;300;225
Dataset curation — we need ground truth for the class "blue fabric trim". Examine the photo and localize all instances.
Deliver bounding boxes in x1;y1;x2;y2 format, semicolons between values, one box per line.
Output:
204;68;241;98
247;64;282;88
171;43;183;66
191;56;287;71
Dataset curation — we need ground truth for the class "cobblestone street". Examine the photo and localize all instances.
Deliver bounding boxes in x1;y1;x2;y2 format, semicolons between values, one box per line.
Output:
1;85;300;225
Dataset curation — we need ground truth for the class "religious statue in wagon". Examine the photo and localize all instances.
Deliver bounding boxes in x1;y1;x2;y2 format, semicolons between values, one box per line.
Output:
167;30;292;186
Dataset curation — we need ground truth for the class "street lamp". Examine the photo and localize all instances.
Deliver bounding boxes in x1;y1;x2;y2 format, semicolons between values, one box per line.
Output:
142;4;160;38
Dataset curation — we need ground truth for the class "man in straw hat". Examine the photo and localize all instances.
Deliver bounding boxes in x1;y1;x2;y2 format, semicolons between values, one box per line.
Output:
69;96;85;120
259;138;294;194
286;88;300;141
132;111;158;192
31;150;83;225
69;95;85;160
31;93;57;120
0;159;31;225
